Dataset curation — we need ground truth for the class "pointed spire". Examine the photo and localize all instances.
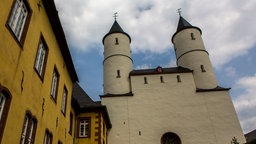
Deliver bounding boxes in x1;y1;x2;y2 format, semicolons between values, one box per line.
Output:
108;20;125;33
176;16;193;31
103;20;131;44
172;15;202;43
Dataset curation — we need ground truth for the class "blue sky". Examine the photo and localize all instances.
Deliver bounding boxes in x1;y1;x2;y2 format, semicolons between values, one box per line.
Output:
54;0;256;133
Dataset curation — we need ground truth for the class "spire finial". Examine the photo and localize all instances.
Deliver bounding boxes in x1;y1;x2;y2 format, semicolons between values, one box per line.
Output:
113;12;118;21
177;8;182;16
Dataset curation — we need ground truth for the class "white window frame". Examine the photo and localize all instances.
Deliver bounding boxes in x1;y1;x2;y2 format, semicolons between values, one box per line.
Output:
0;93;6;121
50;69;59;100
27;120;35;144
8;0;28;40
34;40;47;76
20;115;29;144
61;87;67;114
79;119;90;137
44;131;52;144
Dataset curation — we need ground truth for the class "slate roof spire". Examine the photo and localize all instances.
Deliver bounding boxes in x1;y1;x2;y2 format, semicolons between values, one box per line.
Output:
102;20;131;44
109;20;125;33
172;15;202;42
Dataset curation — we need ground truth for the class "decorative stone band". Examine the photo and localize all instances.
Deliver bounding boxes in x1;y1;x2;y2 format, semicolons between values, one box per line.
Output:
103;54;133;64
177;49;209;62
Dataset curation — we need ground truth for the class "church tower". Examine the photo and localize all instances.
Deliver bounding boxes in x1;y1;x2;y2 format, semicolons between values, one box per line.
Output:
102;20;132;95
172;16;218;89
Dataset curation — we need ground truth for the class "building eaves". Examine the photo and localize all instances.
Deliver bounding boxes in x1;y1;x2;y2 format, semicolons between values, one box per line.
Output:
245;129;256;143
129;66;193;76
42;0;78;82
196;86;231;92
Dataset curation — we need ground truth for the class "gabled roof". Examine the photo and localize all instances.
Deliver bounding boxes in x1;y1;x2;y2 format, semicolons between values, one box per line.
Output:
102;20;131;44
172;16;202;43
245;129;256;143
42;0;78;82
72;83;100;108
72;83;112;129
130;66;193;76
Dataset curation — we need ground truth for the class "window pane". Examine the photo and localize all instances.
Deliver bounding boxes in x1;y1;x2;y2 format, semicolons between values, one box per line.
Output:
50;70;59;99
35;40;46;76
0;92;6;121
79;119;89;137
8;0;28;40
20;115;29;144
61;88;67;113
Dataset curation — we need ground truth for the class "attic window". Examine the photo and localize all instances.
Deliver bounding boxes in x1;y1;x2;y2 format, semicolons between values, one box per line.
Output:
191;33;196;40
115;38;119;45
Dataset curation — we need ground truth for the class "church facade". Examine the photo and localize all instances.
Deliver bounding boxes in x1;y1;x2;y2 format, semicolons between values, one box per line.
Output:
101;17;246;144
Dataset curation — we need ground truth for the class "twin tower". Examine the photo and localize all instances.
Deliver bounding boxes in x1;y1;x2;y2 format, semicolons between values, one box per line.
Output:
102;16;218;95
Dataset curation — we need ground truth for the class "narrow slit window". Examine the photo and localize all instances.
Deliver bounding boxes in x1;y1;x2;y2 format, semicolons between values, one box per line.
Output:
115;38;119;45
177;75;181;83
144;77;148;84
200;65;206;72
191;33;196;40
116;70;121;78
160;76;164;83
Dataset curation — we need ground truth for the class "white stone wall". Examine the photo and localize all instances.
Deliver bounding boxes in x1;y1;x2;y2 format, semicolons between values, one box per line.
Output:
173;28;218;89
103;33;132;94
102;72;245;144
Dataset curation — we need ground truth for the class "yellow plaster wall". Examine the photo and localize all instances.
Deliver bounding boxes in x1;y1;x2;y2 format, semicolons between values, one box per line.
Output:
76;112;100;144
0;0;75;143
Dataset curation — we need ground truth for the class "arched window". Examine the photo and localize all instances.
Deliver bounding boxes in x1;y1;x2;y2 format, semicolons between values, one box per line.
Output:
161;132;181;144
0;88;12;142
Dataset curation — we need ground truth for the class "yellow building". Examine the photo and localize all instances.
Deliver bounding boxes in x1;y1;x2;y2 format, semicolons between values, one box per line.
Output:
0;0;111;143
0;0;80;143
72;83;111;144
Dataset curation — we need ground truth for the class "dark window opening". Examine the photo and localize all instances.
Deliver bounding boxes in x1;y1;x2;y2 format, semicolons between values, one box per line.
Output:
115;38;119;45
177;75;181;83
144;77;148;84
160;76;164;83
161;132;181;144
191;33;196;40
116;70;121;78
200;65;206;72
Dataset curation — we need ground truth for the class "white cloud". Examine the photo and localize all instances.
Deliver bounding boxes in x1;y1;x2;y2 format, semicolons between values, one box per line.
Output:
164;59;177;67
233;75;256;133
225;66;237;77
134;64;152;70
54;0;256;132
55;0;256;68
